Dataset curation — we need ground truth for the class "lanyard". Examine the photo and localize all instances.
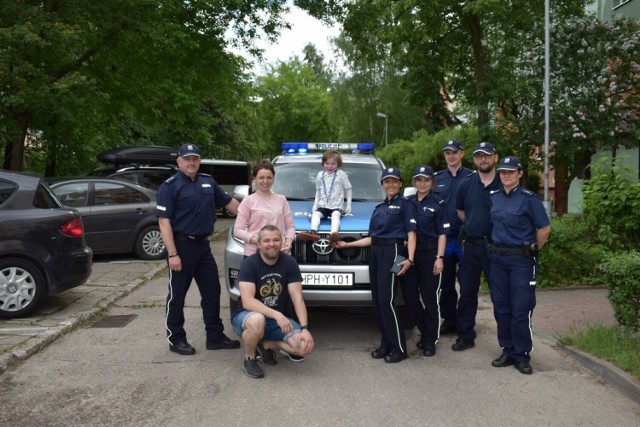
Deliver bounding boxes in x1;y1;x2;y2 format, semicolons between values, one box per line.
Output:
321;171;337;202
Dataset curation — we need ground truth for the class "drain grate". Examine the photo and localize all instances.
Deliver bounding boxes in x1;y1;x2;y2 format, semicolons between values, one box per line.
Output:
90;314;138;328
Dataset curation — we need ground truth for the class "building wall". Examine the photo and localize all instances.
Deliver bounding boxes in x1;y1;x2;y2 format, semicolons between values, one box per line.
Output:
595;0;640;20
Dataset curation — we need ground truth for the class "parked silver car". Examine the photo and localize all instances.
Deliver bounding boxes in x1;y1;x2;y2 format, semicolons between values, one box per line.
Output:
224;143;414;327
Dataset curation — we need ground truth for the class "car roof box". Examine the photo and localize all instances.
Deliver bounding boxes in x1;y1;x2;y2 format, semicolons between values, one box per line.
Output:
97;145;178;165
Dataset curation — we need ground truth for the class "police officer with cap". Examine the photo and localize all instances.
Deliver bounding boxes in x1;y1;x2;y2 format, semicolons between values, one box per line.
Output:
403;165;448;357
157;143;240;355
335;167;417;363
489;156;551;374
453;141;501;352
434;140;474;335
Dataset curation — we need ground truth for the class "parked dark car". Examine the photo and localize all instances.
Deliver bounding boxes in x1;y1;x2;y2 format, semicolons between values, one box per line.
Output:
49;178;166;260
0;170;93;318
102;160;251;218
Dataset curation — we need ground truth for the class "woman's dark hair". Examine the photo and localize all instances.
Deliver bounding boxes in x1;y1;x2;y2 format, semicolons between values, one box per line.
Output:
252;161;275;178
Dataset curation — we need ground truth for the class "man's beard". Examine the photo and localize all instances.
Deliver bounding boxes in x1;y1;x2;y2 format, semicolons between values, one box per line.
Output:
477;163;494;173
262;249;279;260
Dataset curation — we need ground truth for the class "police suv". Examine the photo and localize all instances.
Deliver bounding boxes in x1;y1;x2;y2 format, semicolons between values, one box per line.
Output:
224;142;415;326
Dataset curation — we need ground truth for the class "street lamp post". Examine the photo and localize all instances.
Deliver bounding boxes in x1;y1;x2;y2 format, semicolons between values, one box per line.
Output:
376;112;388;146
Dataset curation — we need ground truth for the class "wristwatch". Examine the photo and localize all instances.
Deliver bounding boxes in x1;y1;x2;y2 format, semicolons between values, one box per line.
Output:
435;255;444;259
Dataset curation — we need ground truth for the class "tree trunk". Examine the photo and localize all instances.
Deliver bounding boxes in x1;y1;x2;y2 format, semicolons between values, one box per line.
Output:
464;13;489;128
554;156;571;216
2;112;32;171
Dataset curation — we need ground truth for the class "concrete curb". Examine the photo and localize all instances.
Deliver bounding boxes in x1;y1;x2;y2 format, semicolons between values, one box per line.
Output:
0;262;167;375
533;326;640;407
557;343;640;406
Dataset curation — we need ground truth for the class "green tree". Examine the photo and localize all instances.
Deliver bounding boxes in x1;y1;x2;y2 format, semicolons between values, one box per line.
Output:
0;0;290;173
255;54;336;157
497;15;640;215
330;34;423;146
339;0;587;133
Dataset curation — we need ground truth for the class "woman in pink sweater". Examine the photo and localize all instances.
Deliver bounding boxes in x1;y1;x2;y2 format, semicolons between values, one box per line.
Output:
233;161;296;256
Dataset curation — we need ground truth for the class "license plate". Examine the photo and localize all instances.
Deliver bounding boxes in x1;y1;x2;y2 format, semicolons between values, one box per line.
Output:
302;273;354;287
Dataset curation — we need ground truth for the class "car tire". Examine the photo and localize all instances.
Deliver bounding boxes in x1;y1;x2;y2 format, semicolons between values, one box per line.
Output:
0;258;46;318
134;226;166;260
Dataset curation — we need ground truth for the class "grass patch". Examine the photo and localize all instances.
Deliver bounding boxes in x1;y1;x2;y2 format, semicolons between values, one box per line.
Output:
558;323;640;381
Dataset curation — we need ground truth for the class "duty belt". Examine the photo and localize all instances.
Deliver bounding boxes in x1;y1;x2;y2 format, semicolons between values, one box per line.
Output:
490;245;527;256
465;236;486;246
417;240;437;251
371;237;405;246
174;232;209;244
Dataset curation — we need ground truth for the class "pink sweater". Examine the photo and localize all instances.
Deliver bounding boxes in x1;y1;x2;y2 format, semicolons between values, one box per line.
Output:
233;192;296;256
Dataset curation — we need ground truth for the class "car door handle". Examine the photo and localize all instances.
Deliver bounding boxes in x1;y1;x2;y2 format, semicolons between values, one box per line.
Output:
135;208;146;214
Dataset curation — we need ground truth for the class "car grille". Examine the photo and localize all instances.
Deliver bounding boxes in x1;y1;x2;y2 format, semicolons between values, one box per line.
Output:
292;233;370;265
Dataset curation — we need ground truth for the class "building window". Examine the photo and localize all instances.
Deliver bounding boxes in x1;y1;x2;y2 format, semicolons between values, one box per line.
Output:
613;0;632;9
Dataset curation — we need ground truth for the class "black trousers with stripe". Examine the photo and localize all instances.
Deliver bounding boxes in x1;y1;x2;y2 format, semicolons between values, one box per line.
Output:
369;242;407;354
165;239;225;345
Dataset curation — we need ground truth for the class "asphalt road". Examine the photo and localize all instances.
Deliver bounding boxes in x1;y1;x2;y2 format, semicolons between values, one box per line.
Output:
1;219;639;426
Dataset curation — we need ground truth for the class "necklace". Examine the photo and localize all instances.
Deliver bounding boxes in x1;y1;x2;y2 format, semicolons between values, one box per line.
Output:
321;171;337;202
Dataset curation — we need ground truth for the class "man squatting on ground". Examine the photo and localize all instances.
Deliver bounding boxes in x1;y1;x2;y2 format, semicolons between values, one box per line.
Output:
231;225;315;378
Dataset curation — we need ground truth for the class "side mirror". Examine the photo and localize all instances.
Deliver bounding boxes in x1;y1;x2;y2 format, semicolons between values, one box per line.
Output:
233;185;250;201
403;187;417;197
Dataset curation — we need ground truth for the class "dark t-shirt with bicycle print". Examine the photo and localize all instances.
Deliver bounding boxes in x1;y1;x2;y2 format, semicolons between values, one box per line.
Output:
234;252;303;317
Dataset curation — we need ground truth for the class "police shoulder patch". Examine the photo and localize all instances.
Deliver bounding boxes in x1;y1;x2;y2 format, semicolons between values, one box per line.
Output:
200;172;213;178
522;189;536;197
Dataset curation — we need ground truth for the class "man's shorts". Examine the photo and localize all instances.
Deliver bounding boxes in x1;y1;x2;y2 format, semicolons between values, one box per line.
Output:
232;310;301;342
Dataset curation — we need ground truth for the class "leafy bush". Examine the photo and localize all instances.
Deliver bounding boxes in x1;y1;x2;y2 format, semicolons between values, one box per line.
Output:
582;160;640;251
538;215;608;287
600;251;640;331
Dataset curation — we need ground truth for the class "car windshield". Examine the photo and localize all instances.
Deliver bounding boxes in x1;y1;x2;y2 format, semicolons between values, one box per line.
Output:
273;162;385;201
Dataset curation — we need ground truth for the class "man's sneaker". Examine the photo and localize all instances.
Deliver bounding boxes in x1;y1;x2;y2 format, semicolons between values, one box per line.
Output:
206;334;240;350
298;230;320;241
256;342;278;365
280;349;305;362
242;358;265;379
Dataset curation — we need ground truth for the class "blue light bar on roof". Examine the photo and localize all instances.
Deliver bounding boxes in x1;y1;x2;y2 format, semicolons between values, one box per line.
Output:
281;142;375;154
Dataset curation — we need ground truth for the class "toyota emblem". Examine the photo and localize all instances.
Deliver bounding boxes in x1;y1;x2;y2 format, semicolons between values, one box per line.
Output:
312;238;333;255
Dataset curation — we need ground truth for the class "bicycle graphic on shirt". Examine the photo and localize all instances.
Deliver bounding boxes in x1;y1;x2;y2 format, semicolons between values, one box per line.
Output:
259;278;282;298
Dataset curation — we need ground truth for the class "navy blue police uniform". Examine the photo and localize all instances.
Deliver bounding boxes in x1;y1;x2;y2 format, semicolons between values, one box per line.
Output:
490;159;550;365
369;176;417;358
454;144;501;346
434;142;474;332
403;167;449;350
157;167;232;347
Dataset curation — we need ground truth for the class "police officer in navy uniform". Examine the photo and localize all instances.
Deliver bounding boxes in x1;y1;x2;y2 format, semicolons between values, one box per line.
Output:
434;140;474;335
489;156;551;375
453;142;501;352
335;167;417;363
157;143;241;355
403;165;448;357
